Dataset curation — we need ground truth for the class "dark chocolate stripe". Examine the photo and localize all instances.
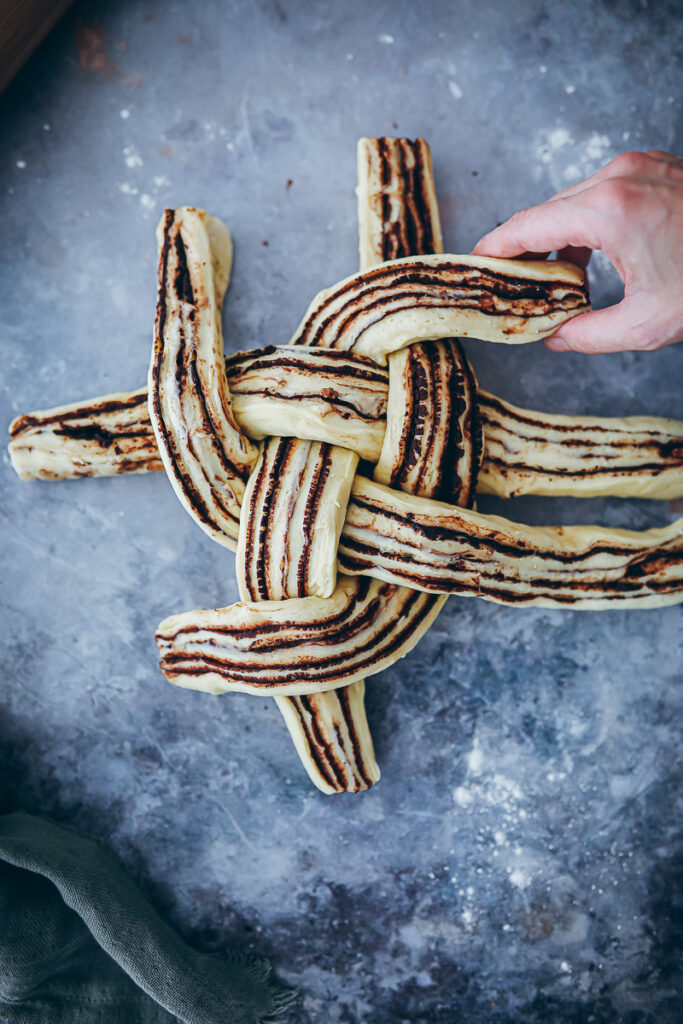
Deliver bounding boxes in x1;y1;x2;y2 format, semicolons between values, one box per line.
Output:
459;340;483;507
187;349;251;482
163;578;372;642
160;591;440;685
242;440;272;600
174;231;194;305
10;392;150;437
171;324;241;532
337;534;683;599
479;394;681;440
227;351;389;386
294;260;588;349
289;698;337;789
338;685;372;788
399;139;422;257
151;212;224;530
378;137;391;264
297;696;346;790
347;492;676;565
297;444;332;595
321;286;588;354
232;387;386;423
482;419;683;459
259;439;293;600
482;455;682;479
163;585;383;654
411;139;436;256
372;138;437;263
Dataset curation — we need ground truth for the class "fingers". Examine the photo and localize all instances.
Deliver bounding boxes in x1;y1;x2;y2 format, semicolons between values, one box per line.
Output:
473;195;603;258
645;149;683;166
474;150;683;259
545;297;666;354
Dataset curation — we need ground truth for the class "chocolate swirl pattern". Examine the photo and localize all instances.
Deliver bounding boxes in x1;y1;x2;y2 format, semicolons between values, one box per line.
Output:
156;575;443;696
356;136;443;270
9;387;161;480
274;680;380;794
225;345;389;461
374;338;482;506
237;437;358;601
339;477;683;608
477;391;683;499
290;253;590;364
6;137;683;796
148;207;258;549
12;359;683;501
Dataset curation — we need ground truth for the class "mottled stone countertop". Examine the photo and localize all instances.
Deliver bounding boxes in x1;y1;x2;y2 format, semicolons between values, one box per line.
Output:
1;1;682;1021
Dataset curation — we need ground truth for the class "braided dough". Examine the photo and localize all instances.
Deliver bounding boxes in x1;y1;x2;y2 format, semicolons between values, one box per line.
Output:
290;254;589;364
156;576;443;696
478;392;683;499
7;136;683;796
340;476;683;609
374;338;482;506
148;208;257;548
237;438;358;600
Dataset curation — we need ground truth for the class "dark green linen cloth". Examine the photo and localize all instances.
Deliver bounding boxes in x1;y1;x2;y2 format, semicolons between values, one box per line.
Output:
0;811;297;1023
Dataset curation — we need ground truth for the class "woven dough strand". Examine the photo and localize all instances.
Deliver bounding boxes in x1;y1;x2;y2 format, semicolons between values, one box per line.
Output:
148;207;258;549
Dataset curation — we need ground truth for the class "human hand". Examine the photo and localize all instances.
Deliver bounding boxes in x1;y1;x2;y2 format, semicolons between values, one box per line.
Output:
473;151;683;353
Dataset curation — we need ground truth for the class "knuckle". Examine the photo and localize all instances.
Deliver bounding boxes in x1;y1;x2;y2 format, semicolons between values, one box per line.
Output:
608;151;652;176
590;177;637;215
508;206;532;228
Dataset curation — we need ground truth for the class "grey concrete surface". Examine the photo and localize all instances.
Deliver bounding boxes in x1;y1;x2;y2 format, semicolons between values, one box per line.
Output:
1;1;682;1021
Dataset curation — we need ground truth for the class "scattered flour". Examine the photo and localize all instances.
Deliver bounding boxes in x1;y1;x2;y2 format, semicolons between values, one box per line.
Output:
535;128;615;190
537;127;573;165
378;34;395;44
454;786;473;807
467;739;484;774
508;867;531;889
123;144;143;168
118;169;170;216
584;132;612;163
120;108;131;120
448;79;464;100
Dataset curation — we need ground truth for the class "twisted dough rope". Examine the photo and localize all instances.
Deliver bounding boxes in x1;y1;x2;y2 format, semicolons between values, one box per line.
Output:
157;576;443;696
235;138;481;792
159;141;479;801
10;353;683;499
148;208;258;548
155;142;683;679
5;140;683;798
477;393;683;499
340;476;683;608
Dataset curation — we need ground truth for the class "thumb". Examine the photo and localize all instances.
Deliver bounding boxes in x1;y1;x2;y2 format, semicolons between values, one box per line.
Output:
546;299;647;354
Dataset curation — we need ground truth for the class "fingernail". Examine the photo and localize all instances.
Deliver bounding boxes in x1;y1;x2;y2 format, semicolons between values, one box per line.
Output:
546;335;569;352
